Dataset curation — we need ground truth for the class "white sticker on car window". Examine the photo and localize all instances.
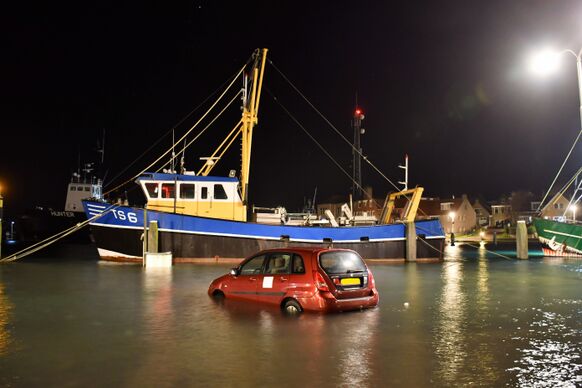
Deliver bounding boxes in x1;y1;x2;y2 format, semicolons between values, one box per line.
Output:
263;276;274;288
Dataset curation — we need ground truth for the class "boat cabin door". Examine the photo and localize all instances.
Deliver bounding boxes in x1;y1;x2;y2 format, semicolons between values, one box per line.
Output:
197;184;212;217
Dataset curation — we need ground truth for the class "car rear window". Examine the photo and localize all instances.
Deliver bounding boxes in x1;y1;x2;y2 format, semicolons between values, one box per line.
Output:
319;251;367;275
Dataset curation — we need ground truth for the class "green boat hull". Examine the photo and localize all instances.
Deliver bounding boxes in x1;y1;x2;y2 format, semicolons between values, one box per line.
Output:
533;218;582;256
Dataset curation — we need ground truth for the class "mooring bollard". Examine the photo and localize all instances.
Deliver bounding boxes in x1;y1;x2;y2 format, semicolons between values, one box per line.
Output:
516;220;528;259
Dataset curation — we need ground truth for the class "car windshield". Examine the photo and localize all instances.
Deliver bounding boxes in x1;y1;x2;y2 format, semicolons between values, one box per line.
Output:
319;251;367;275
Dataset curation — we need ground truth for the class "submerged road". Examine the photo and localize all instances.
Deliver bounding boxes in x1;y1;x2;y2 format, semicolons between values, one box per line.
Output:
0;244;580;387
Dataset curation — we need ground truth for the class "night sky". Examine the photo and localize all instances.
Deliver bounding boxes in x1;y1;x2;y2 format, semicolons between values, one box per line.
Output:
2;1;582;215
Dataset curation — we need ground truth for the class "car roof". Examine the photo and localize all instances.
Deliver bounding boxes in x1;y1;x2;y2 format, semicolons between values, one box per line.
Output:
255;247;354;255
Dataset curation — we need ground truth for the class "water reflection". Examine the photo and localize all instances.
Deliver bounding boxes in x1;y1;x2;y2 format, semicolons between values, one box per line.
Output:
336;308;380;386
507;299;582;386
0;281;12;356
434;260;466;384
470;245;498;384
208;296;381;387
124;266;175;386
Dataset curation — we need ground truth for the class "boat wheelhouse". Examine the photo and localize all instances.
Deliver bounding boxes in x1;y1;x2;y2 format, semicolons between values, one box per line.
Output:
137;173;245;221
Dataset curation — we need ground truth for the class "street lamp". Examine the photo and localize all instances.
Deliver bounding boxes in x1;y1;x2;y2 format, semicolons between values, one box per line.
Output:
528;47;582;134
10;221;14;240
570;205;577;222
449;211;456;246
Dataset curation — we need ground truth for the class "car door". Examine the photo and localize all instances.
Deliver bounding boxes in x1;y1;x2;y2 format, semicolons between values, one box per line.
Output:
227;254;266;301
256;252;293;305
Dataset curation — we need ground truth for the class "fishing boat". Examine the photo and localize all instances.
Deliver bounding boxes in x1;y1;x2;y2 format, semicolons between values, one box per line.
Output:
17;165;103;245
83;49;445;263
533;191;582;257
533;218;582;256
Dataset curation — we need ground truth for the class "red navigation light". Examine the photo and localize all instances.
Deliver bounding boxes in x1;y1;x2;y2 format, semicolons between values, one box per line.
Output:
355;109;362;115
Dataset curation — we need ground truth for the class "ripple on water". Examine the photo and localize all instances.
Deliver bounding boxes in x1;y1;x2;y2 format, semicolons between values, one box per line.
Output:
506;299;582;387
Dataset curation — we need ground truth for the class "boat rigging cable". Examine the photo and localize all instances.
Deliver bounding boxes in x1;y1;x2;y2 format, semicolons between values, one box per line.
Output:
103;61;249;197
0;205;120;263
536;127;582;213
267;60;521;261
267;59;403;194
267;87;514;261
266;60;439;221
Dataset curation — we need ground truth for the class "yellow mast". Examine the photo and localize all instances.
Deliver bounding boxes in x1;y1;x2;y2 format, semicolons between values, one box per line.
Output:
240;48;268;207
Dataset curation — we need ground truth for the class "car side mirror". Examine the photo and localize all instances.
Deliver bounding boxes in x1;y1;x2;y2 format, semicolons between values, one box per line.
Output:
230;268;240;276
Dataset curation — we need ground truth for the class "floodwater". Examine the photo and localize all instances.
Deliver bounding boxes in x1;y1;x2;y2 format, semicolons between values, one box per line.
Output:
0;244;581;387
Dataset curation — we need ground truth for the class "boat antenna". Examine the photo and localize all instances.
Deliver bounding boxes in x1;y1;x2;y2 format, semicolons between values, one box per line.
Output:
352;100;365;200
172;129;176;173
77;147;82;183
180;139;186;174
312;186;317;213
97;128;106;165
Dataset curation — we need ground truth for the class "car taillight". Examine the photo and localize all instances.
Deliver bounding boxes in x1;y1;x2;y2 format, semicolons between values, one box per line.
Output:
315;272;329;292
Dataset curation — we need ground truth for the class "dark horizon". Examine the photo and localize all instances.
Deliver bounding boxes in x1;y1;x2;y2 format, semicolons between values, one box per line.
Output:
2;1;582;215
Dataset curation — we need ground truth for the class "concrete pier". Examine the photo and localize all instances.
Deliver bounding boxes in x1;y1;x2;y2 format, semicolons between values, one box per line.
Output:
405;221;417;262
144;221;173;267
516;220;528;259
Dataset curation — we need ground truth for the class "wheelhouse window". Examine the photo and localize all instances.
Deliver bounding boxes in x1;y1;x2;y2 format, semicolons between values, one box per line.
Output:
180;183;195;199
145;183;159;198
240;255;266;275
214;184;228;200
161;183;175;199
70;187;77;191
201;187;208;199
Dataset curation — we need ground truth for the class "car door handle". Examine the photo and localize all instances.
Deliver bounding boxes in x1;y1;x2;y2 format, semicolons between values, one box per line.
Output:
280;277;288;282
249;277;257;281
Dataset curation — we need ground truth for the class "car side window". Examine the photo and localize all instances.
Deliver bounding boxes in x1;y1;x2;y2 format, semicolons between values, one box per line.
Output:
265;253;291;275
240;255;266;275
292;254;305;274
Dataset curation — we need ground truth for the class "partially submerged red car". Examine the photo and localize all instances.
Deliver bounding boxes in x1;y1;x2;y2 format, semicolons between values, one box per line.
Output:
208;247;379;313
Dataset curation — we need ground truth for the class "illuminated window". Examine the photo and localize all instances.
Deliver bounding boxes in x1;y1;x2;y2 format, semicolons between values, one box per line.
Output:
180;183;195;199
214;184;228;200
161;183;175;199
440;202;452;211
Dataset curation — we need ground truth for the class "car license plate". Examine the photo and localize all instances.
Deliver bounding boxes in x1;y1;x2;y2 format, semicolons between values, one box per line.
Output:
340;278;360;286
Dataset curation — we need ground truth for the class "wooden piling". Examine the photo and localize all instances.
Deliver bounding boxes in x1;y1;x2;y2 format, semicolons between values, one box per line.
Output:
148;221;159;254
516;220;528;259
405;221;417;262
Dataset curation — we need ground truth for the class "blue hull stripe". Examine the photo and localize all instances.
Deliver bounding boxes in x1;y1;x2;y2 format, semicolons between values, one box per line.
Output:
82;201;445;243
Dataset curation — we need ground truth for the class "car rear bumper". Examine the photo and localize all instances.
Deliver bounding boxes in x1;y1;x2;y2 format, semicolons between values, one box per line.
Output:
299;289;379;313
